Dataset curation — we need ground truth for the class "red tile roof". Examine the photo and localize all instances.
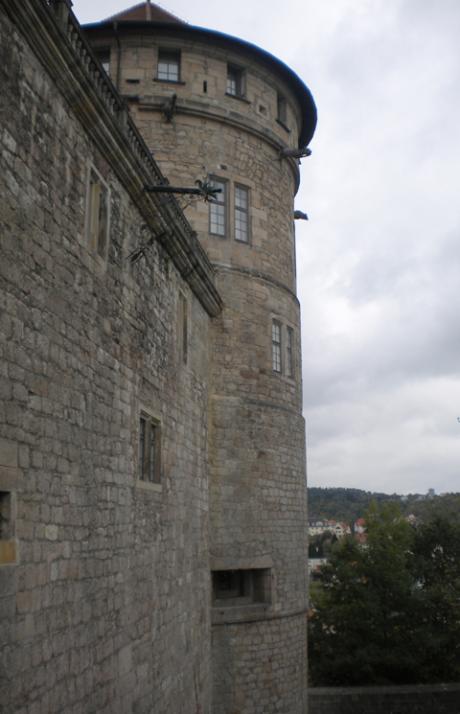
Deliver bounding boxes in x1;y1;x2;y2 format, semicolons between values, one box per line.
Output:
103;2;185;24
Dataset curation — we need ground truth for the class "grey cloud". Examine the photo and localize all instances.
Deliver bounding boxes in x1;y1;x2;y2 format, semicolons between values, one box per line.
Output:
73;0;460;495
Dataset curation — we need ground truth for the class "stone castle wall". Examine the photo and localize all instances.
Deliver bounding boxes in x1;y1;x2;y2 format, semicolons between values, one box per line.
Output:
309;684;460;714
0;3;219;712
87;24;310;714
0;1;314;711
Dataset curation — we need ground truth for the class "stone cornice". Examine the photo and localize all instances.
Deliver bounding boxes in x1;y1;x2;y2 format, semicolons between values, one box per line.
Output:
136;98;302;193
213;263;300;306
1;0;222;318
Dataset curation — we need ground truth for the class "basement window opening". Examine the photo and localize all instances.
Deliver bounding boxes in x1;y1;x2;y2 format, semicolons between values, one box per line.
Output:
212;568;271;606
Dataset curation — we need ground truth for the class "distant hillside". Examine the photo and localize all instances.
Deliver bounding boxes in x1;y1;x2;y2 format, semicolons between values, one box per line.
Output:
308;487;460;525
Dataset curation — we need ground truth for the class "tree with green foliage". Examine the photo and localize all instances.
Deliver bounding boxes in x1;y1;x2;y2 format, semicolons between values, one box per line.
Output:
308;503;460;686
409;516;460;682
307;487;460;526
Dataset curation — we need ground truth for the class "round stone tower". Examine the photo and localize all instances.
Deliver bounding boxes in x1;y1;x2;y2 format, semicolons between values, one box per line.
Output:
84;5;316;713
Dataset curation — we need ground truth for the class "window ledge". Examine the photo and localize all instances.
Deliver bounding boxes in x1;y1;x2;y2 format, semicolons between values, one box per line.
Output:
211;602;271;625
225;92;251;105
136;480;162;493
276;118;291;133
153;78;186;85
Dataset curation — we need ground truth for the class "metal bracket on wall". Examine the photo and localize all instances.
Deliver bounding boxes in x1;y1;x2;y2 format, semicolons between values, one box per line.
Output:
144;179;221;202
162;93;177;123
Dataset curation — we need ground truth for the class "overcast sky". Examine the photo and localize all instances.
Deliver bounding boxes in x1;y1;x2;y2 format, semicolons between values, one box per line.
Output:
73;0;460;495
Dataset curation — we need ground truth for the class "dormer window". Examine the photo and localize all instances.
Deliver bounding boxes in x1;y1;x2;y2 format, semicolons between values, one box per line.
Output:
94;47;110;74
226;64;245;97
157;49;180;82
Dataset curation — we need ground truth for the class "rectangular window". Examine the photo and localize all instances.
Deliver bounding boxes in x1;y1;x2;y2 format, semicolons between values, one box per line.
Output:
94;47;110;74
0;492;12;540
234;185;249;243
272;320;282;373
277;93;287;125
179;293;188;365
209;178;227;237
139;414;161;484
157;49;180;82
226;64;245;97
212;569;271;606
286;326;294;378
0;491;16;565
87;167;110;261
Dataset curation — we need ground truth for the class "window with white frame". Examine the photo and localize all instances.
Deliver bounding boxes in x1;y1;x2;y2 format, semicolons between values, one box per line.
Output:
157;49;180;82
86;167;110;261
209;178;227;237
139;413;161;484
226;64;245;97
235;185;249;243
286;326;294;378
272;320;282;373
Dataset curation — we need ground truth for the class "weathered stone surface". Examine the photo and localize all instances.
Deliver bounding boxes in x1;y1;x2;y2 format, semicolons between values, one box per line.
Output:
1;1;315;712
0;3;216;712
309;684;460;714
89;19;311;714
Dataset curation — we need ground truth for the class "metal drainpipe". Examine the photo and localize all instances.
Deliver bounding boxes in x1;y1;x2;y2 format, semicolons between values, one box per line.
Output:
114;21;121;91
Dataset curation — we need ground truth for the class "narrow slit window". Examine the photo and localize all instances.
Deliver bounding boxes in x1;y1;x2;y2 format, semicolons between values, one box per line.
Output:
157;50;180;82
272;320;282;373
0;492;12;540
0;491;16;565
209;179;227;237
286;326;294;378
179;293;188;365
277;93;287;124
139;414;161;483
87;168;110;261
235;185;249;243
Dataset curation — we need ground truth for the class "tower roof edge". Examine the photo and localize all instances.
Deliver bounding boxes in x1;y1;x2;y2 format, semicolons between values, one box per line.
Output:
102;2;185;25
82;18;317;147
